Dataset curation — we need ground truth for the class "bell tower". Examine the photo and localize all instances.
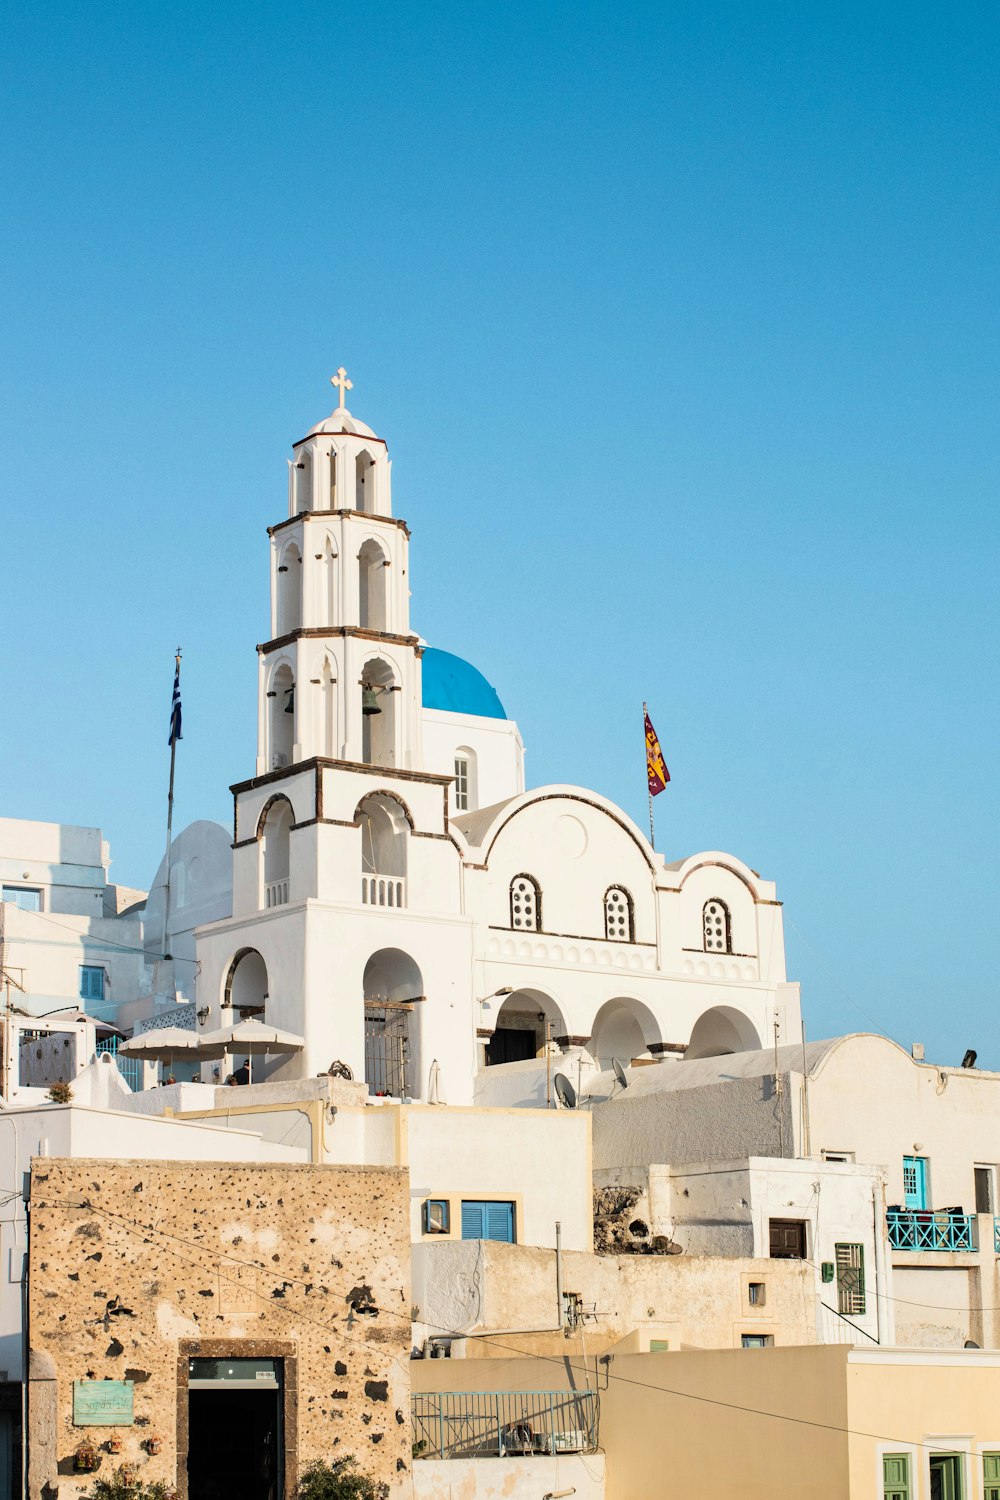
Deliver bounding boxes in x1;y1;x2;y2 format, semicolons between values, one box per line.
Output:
256;370;424;774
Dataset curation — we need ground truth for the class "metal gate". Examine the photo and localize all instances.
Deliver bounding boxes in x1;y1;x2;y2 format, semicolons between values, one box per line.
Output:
364;1004;409;1098
96;1035;143;1092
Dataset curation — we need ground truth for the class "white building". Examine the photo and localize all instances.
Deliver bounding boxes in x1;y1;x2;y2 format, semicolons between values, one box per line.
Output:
0;818;145;1024
192;377;803;1105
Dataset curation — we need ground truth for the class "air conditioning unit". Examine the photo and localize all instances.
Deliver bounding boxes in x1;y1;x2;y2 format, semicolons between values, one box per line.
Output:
548;1431;587;1454
271;753;288;769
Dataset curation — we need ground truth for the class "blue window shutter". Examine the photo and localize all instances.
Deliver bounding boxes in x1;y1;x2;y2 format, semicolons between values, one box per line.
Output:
485;1202;514;1243
461;1202;484;1240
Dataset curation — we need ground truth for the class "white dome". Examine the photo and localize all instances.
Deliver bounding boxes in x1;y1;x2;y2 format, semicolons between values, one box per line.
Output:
306;406;379;440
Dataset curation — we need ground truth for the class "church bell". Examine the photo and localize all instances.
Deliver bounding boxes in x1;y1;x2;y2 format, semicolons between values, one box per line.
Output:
284;687;294;714
362;686;381;716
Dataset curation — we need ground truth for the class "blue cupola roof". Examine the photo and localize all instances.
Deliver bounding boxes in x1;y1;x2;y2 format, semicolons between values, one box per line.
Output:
421;648;507;720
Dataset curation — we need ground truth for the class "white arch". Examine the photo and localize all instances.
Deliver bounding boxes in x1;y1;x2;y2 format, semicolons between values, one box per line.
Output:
686;1005;761;1060
589;995;662;1071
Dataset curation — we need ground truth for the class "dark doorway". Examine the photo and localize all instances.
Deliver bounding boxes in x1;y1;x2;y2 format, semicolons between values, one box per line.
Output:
769;1218;807;1259
188;1359;282;1500
486;1027;537;1066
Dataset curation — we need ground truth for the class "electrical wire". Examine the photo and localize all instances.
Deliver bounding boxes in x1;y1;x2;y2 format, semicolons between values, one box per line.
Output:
6;904;196;965
31;1193;992;1455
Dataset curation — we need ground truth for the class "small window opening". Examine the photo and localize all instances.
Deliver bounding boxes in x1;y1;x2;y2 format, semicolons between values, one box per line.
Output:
510;875;540;932
748;1282;765;1307
703;899;732;953
604;886;633;942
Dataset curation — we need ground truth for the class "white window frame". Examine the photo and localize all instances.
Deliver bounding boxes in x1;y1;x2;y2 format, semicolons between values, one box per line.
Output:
454;755;470;812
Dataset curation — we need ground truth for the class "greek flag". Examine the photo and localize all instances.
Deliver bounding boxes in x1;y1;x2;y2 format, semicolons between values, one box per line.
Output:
168;662;183;746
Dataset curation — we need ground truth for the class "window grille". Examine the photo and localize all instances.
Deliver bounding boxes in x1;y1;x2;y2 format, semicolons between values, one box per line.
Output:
510;876;540;932
604;886;633;942
703;899;731;953
835;1242;865;1315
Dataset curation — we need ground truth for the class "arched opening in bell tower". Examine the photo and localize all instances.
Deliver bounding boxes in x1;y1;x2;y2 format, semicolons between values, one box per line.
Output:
322;536;338;625
355;451;375;512
276;543;302;637
363;948;423;1099
361;658;396;767
328;446;339;508
259;796;293;908
357;792;409;905
358;539;388;631
321;654;337;756
268;662;295;769
295;451;313;513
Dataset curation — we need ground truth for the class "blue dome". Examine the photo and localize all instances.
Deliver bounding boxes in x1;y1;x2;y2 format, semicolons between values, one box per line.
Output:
422;648;507;720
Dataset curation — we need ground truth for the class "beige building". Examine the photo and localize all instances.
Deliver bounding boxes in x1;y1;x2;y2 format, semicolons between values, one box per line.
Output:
27;1157;412;1499
412;1343;1000;1498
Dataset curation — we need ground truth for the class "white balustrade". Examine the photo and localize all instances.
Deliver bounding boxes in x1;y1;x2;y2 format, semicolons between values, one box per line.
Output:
265;878;289;908
361;875;407;908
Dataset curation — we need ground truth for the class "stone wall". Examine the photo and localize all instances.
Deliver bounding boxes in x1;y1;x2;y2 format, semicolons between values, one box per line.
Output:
28;1157;412;1498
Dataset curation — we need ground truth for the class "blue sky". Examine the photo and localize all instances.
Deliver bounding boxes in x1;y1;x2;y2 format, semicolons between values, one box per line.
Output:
1;1;997;1064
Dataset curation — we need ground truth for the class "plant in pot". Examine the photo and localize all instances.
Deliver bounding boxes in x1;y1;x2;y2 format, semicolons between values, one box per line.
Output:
48;1079;74;1104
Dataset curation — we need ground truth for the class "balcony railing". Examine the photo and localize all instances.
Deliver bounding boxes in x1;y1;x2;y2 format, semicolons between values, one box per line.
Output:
412;1390;599;1461
265;878;289;908
887;1209;977;1252
361;875;406;908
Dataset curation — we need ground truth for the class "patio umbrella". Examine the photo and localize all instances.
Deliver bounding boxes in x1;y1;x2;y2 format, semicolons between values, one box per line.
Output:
119;1026;203;1079
196;1018;304;1084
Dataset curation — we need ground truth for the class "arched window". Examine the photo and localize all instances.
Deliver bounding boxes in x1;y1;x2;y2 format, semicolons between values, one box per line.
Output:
359;539;387;631
703;899;732;954
604;886;633;942
510;875;541;932
356;451;375;512
276;543;301;636
453;746;478;813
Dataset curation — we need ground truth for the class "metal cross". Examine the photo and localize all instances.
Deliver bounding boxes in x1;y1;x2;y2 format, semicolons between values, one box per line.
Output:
330;367;353;408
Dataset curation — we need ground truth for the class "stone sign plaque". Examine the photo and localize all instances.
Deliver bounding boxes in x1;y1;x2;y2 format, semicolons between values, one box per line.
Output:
73;1379;134;1426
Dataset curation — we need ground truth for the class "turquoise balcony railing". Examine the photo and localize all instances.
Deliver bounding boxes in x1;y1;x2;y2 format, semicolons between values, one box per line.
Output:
887;1210;977;1252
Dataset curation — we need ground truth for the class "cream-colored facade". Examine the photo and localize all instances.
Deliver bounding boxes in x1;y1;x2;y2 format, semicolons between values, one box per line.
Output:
412;1345;1000;1498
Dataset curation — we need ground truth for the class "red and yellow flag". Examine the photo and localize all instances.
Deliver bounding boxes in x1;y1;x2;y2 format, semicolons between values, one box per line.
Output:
645;710;670;796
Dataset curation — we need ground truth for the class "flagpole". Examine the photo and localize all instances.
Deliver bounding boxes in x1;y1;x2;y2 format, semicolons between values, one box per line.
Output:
643;700;655;850
161;647;182;963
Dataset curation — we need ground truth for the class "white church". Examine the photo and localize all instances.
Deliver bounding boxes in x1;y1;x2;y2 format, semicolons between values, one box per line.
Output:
192;372;802;1104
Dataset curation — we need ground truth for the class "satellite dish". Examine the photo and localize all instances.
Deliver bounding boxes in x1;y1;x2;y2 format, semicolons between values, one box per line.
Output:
553;1072;577;1110
612;1058;630;1091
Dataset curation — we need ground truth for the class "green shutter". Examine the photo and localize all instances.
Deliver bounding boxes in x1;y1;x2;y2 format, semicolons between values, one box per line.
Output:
983;1452;1000;1500
883;1452;910;1500
836;1243;866;1315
